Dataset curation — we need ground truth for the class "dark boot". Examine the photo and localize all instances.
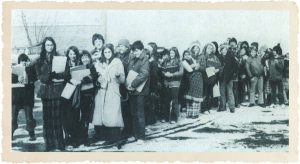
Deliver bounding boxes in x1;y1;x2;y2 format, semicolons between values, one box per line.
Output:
29;131;36;141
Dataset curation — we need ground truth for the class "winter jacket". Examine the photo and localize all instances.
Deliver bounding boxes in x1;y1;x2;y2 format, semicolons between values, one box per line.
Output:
161;58;183;88
35;56;71;99
128;50;150;96
269;57;284;81
224;51;239;82
245;55;264;78
92;58;125;127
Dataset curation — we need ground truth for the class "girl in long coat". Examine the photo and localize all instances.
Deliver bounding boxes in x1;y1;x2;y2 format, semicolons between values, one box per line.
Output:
184;41;206;118
78;50;99;146
62;46;81;147
92;43;125;144
35;37;70;151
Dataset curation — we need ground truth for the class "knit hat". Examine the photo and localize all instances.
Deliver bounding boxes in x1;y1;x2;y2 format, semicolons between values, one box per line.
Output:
273;43;282;55
118;39;130;49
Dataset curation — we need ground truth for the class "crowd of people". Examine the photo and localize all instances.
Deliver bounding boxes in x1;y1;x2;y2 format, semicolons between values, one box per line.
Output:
12;34;289;151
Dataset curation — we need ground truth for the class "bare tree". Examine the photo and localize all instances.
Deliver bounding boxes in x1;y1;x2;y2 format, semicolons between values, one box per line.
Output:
21;10;57;48
21;11;33;47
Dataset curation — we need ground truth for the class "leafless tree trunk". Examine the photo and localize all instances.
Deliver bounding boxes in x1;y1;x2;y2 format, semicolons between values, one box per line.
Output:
21;11;33;47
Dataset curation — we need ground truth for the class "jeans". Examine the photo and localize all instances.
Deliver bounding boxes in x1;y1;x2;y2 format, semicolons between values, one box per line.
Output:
270;80;284;105
129;95;146;140
12;105;36;135
219;79;226;111
162;87;180;122
226;80;235;110
250;76;264;104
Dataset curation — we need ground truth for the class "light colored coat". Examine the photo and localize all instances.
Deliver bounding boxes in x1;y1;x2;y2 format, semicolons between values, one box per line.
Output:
92;58;125;127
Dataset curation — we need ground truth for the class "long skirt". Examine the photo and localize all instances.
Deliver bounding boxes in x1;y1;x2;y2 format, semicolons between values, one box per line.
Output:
42;98;65;151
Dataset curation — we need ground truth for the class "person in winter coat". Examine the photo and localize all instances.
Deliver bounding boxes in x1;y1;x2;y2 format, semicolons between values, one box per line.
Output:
202;43;222;111
12;53;37;141
35;37;70;151
92;43;125;145
245;47;265;107
61;46;81;147
77;50;99;146
224;38;239;113
145;42;161;125
283;53;289;105
184;41;206;117
268;44;285;108
90;33;105;139
261;48;273;106
216;43;229;112
115;38;132;139
90;33;105;64
127;41;150;143
237;47;250;105
161;47;183;123
178;50;192;113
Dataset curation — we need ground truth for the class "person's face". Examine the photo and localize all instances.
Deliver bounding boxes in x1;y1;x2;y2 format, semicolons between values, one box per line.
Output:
170;50;176;59
221;48;228;56
250;50;257;57
133;49;143;58
118;45;128;54
45;40;54;53
94;39;104;50
68;50;77;62
81;55;91;65
239;49;246;56
229;42;237;49
273;50;278;56
20;60;27;66
104;48;113;60
184;52;191;59
206;45;213;55
193;46;200;55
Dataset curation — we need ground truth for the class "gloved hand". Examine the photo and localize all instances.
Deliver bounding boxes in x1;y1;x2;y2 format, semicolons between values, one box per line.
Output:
49;71;57;80
81;76;91;84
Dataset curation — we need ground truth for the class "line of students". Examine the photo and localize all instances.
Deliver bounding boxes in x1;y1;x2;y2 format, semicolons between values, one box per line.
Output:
11;35;289;151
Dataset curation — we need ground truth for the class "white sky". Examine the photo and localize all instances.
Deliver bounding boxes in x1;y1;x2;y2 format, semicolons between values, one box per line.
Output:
12;9;289;53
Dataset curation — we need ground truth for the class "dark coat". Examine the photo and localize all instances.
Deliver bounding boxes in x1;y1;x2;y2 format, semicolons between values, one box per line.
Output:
224;51;239;82
269;57;284;81
245;55;264;78
12;65;37;107
128;50;150;96
35;57;71;99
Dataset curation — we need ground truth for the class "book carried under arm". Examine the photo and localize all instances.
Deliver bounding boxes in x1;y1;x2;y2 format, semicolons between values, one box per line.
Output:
206;67;216;78
71;65;93;91
126;70;147;93
61;82;76;99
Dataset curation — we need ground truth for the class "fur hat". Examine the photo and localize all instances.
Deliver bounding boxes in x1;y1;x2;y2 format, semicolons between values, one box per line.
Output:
189;41;201;54
118;39;131;49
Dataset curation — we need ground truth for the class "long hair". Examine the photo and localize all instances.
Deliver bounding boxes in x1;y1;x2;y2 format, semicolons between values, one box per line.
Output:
201;43;216;58
169;47;180;59
66;46;80;64
40;37;57;62
101;43;115;64
148;42;158;60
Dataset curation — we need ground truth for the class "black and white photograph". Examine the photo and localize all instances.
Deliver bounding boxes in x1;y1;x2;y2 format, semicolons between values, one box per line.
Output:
10;7;290;153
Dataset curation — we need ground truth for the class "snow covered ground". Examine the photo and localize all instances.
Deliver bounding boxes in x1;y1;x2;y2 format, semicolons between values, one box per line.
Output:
12;97;289;152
